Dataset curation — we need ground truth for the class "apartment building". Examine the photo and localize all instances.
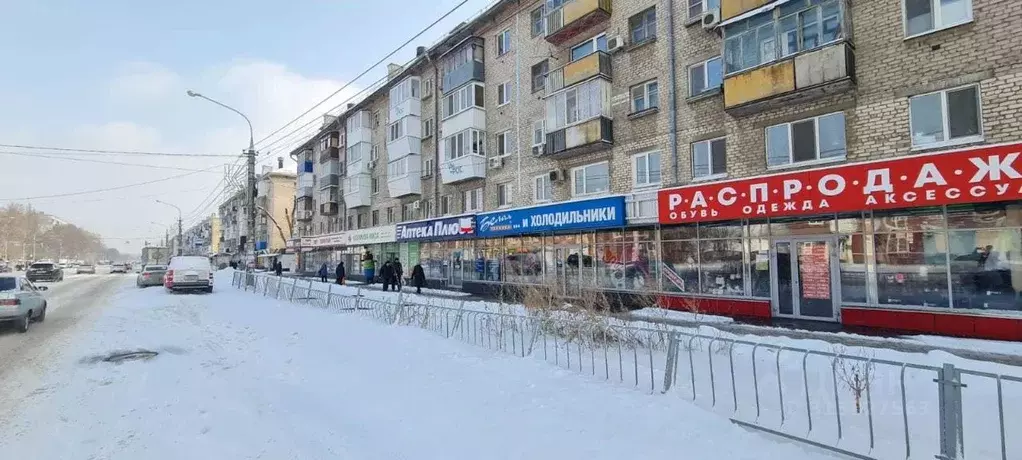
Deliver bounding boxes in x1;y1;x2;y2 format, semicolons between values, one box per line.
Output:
254;167;297;263
291;0;1022;340
216;190;247;259
180;215;219;257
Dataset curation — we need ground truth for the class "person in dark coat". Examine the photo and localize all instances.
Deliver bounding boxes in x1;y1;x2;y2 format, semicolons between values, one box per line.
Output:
318;263;328;283
274;260;283;276
335;261;346;285
411;263;426;294
392;259;404;291
379;261;394;291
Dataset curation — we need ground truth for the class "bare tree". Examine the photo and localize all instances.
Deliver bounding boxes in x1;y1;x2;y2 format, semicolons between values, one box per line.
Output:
832;345;876;414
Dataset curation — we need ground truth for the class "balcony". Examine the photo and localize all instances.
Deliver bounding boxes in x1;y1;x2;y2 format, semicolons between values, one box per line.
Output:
319;173;340;190
347;142;372;175
296;209;314;222
388;173;422;198
346;111;372;146
545;51;611;96
721;0;775;22
319;202;339;216
543;116;613;158
387;135;421;160
545;0;612;46
440;39;485;93
441;107;485;138
296;185;314;199
440;154;486;185
318;145;339;163
344;174;372;208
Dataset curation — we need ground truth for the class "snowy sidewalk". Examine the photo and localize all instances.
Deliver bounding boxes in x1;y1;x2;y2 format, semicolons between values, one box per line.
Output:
0;275;837;460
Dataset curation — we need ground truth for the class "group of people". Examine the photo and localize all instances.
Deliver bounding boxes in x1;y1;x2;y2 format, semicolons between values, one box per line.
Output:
315;257;426;294
317;260;347;285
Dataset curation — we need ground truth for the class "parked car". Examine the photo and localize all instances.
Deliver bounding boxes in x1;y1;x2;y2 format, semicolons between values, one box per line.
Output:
165;256;213;293
26;262;63;282
77;263;96;274
110;263;128;274
137;265;168;288
0;276;48;333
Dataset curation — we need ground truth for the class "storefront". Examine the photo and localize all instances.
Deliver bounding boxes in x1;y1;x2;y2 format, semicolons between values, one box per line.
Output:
343;225;398;282
466;195;635;297
656;142;1022;340
299;232;347;275
395;215;476;288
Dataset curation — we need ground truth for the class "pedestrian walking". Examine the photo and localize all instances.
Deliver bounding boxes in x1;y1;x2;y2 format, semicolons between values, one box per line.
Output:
393;259;404;291
318;263;328;283
274;260;283;276
411;263;425;294
362;251;376;285
335;260;346;285
380;261;394;292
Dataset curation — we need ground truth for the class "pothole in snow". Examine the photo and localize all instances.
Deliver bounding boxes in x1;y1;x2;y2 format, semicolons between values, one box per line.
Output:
81;349;160;365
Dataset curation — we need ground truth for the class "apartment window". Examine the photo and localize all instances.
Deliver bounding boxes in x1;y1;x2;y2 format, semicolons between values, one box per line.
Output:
423;78;434;98
371;210;380;226
357;213;366;229
689;57;723;96
389;77;421;107
444;129;486;160
441;195;452;215
346;215;353;230
440;42;484;78
546;78;611;131
633;151;663;187
530;6;546;37
372;111;381;128
463;187;483;212
422;118;434;138
688;0;720;18
909;85;982;149
442;82;485;119
497;81;512;106
422;158;434;176
531;60;549;93
497;130;514;157
629;7;657;45
370;144;380;162
388;157;410;178
371;177;379;194
345;111;371;132
532;120;545;147
691;138;726;179
570;34;608;61
319;222;325;234
402;203;416;221
723;0;843;74
572;161;610;196
387;207;394;223
534;174;552;202
497;182;513;208
904;0;972;37
388;119;404;142
496;29;512;56
630;80;659;113
766;112;846;167
347;143;368;163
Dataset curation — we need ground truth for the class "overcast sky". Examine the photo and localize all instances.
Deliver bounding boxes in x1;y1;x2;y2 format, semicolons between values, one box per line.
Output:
0;0;492;253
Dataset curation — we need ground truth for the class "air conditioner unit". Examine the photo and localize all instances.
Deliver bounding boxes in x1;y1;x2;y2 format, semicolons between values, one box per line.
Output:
702;9;721;29
367;160;377;169
488;156;504;169
548;169;567;182
531;145;544;156
607;36;625;53
412;200;421;210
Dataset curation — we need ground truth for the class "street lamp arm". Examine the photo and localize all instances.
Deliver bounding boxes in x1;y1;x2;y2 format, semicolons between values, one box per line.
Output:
186;91;255;151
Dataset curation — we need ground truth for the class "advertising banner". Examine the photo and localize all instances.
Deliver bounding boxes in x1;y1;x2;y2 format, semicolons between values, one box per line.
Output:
395;216;476;242
476;196;626;237
345;225;397;246
657;143;1022;224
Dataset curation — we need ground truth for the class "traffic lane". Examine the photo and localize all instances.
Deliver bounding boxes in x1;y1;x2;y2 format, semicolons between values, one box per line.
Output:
0;275;128;384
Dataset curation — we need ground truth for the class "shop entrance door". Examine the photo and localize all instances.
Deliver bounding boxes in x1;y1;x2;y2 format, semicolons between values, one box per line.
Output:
449;248;464;288
771;237;840;321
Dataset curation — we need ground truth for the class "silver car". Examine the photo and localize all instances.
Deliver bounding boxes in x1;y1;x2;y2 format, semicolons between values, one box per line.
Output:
0;276;49;333
137;265;168;288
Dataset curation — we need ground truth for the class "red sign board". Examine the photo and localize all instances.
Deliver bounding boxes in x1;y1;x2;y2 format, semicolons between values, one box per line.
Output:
658;143;1022;224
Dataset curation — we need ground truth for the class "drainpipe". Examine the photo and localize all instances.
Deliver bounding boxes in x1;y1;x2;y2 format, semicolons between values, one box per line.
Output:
667;0;679;185
427;52;441;217
514;8;523;193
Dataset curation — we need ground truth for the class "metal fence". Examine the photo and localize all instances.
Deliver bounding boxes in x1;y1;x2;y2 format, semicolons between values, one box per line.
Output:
233;271;1022;460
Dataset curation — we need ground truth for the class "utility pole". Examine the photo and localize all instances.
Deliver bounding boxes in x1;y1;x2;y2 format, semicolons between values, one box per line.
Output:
177;215;184;256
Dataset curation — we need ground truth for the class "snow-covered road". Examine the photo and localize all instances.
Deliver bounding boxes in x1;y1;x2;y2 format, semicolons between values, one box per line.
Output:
0;275;836;460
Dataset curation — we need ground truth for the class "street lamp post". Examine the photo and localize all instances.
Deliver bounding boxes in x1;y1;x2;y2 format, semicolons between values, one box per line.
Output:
156;200;183;256
186;90;256;268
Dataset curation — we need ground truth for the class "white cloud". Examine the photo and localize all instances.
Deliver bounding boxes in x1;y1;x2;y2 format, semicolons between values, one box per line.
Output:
2;59;363;254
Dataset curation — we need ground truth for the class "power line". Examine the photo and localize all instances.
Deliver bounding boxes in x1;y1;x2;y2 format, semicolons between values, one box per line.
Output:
0;166;221;201
0;151;227;173
251;0;470;151
0;143;241;158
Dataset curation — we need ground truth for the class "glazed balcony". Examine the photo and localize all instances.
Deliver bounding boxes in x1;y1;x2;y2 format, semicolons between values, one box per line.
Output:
545;0;612;46
545;51;611;96
543;116;613;158
440;154;486;185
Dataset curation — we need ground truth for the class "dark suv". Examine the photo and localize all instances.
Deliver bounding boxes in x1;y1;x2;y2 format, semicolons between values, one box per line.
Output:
26;262;63;282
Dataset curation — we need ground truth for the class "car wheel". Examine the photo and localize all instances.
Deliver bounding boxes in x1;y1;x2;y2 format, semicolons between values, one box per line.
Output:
18;312;30;333
36;303;47;323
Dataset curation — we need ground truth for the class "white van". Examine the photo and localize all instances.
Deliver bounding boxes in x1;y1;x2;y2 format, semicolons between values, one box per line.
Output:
165;256;214;293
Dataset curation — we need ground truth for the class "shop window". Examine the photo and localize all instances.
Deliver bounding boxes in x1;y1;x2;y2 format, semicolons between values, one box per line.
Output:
661;240;700;293
838;234;868;303
904;0;972;37
748;239;772;297
692;138;726;179
766;112;846;167
699;239;746;296
571;161;610;197
475;238;504;282
661;224;698;240
874;231;950;308
909;85;982;149
699;221;744;239
873;207;945;233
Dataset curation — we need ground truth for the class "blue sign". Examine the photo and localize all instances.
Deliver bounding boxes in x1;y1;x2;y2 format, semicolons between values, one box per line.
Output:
476;196;626;237
396;215;476;242
256;241;268;250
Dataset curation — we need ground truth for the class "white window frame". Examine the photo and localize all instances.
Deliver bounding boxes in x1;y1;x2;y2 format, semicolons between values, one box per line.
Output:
630;80;659;113
723;0;843;75
423;78;434;98
546;78;612;132
689;56;723;96
497;182;513;208
632;150;662;188
387;207;395;223
370;144;380;162
902;0;973;39
463;187;483;212
629;6;657;45
496;130;514;157
442;82;485;119
497;81;512;106
422;118;434;138
388;77;421;108
444;128;486;161
765;111;847;169
569;33;607;62
908;84;983;150
688;0;720;19
691;138;727;180
570;161;610;197
387;119;404;143
530;5;546;37
531;120;546;148
422;158;434;177
440;195;452;215
533;174;553;203
496;29;512;56
371;177;379;195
